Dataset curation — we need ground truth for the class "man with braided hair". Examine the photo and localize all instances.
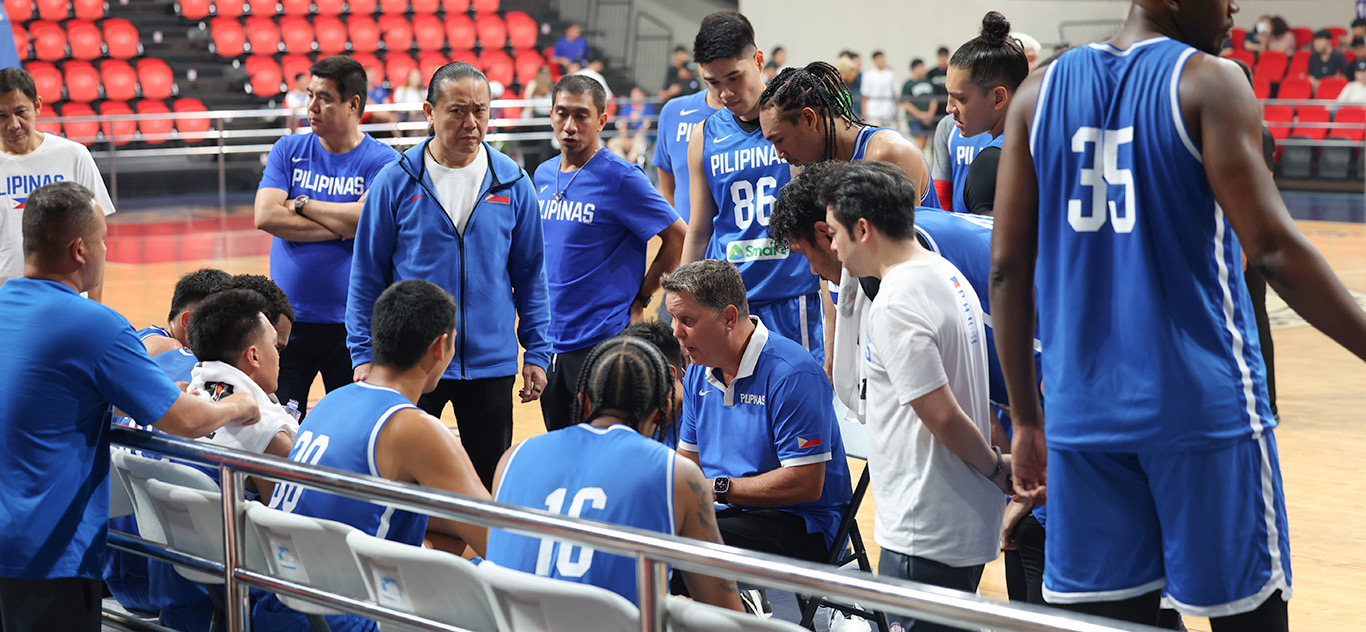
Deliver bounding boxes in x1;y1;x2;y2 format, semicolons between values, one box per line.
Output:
756;61;939;208
486;335;742;611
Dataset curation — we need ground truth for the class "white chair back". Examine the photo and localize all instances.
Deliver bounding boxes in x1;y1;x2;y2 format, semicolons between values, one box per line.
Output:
112;450;218;544
243;503;369;616
345;530;505;632
109;452;136;519
143;478;229;584
666;596;810;631
837;413;871;461
478;561;639;632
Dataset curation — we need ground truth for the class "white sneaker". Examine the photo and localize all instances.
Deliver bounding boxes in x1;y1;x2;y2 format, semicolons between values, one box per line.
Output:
828;606;873;632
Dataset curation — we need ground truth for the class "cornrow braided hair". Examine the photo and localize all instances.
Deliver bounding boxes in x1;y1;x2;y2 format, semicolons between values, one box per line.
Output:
758;61;864;161
572;335;676;444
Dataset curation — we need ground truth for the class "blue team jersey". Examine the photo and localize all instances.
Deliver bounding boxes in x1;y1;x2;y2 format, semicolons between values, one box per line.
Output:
258;133;395;324
153;347;197;383
947;127;999;214
136;325;171;342
0;279;181;580
1030;37;1273;450
701;109;819;303
850;126;941;209
652;90;718;218
486;424;676;604
534;150;680;352
678;319;851;546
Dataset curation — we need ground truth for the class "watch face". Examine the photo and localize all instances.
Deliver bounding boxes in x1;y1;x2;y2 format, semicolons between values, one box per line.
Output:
713;477;729;493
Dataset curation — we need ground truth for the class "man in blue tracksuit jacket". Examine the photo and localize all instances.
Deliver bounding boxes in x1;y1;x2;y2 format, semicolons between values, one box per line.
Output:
347;62;550;489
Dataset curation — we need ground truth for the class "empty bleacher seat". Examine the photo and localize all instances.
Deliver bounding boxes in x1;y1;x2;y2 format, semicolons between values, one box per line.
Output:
137;57;176;100
446;13;476;50
380;14;414;52
279;15;314;54
1254;50;1287;83
60;102;99;144
243;504;370;624
35;104;60;135
479;562;638;632
413;14;445;51
667;597;809;632
29;21;66;63
1316;76;1347;100
66;20;103;61
314;15;348;54
1230;27;1246;50
245;16;281;55
173;97;210;141
513;48;543;84
347;0;375;13
245;54;283;95
135;99;174;144
384;53;417;88
100;59;138;101
469;0;496;15
480;49;513;87
103;18;141;59
245;0;275;16
64;61;102;102
441;0;468;13
1286;50;1310;80
99;100;136;146
1330;107;1364;141
11;23;28;62
213;0;245;18
348;16;380;53
417;51;448;83
1319;106;1364;179
1290;26;1313;49
410;0;438;13
506;11;537;50
474;13;506;49
346;530;506;632
313;0;344;16
1277;76;1311;105
27;61;62;102
449;48;477;66
281;53;312;84
1291;106;1330;140
3;0;33;23
351;51;383;79
35;0;68;21
1226;48;1255;69
72;0;105;20
176;0;211;20
378;0;406;14
1263;105;1294;140
280;0;309;17
1252;76;1270;100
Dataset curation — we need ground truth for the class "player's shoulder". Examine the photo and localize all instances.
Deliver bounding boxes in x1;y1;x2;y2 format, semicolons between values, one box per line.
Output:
595;146;641;176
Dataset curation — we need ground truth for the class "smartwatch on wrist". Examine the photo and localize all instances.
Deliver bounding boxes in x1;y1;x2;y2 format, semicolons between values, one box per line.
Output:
712;476;730;505
293;195;309;216
634;293;652;308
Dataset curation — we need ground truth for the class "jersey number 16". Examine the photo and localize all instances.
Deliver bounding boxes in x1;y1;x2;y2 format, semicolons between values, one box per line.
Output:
535;487;608;578
1069;126;1135;234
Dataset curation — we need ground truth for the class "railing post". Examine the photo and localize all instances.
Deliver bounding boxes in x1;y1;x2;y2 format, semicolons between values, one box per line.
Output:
217;117;228;213
221;466;252;632
636;555;666;632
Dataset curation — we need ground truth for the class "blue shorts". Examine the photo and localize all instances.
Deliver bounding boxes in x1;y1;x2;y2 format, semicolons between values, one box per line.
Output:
750;292;824;364
1043;433;1291;617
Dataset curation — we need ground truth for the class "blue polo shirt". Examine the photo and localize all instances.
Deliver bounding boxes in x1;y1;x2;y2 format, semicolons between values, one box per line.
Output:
0;279;181;580
534;150;679;352
678;318;851;547
652;89;718;221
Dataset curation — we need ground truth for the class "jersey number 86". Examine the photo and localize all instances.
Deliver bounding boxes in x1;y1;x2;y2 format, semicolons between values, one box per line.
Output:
731;177;778;230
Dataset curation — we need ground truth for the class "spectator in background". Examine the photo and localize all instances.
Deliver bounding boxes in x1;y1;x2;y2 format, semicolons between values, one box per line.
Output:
363;66;397;128
862;50;898;127
391;68;426;137
284;72;308;131
1337;60;1366;104
928;46;951;106
1353;17;1366;41
552;23;591;71
771;45;788;71
521;65;556;166
575;58;614;104
607;86;655;164
1309;30;1350;86
763;61;779;83
660;46;698;101
1352;36;1366;60
1245;15;1297;53
836;53;863;118
1013;32;1042;71
901;58;938;149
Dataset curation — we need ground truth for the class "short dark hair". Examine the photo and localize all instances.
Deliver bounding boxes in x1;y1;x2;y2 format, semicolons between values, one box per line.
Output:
771;45;785;55
22;181;96;261
769;160;842;250
426;61;490;104
820;161;918;240
693;10;756;65
673;45;688;54
372;280;457;369
0;67;37;104
910;58;925;69
214;274;295;325
937;46;951;56
188;289;271;364
310;55;368;116
950;11;1029;95
1313;29;1332;41
552;74;606;116
661;260;749;321
1353;18;1366;29
168;268;231;323
872;50;885;58
621;320;683;373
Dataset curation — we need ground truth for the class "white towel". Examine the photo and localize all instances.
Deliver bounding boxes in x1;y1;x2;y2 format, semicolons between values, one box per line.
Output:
831;269;872;423
189;361;298;455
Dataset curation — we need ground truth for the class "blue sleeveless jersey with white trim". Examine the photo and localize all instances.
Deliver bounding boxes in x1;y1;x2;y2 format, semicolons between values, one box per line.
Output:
851;126;941;209
948;127;1000;214
702;109;818;302
485;424;676;605
1030;37;1272;450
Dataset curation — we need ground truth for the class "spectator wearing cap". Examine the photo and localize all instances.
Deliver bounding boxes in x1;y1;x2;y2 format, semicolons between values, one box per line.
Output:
1308;29;1351;88
1337;60;1366;104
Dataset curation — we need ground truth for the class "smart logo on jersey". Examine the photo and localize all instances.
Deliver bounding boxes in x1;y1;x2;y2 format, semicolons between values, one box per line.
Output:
726;238;789;263
796;437;822;449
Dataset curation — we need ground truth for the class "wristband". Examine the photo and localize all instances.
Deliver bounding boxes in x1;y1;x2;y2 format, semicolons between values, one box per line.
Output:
984;445;1004;480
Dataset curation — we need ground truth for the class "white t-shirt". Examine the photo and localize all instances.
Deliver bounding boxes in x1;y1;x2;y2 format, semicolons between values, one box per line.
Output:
0;133;116;283
425;144;489;235
861;67;899;122
1336;81;1366;105
189;360;298;455
863;255;1001;567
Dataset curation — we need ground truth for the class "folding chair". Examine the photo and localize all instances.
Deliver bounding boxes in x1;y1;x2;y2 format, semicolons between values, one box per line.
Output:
244;504;371;632
346;530;505;632
479;561;639;632
666;596;809;631
796;415;890;632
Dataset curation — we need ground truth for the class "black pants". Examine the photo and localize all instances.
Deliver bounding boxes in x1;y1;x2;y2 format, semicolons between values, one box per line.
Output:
0;576;103;632
1004;512;1046;605
671;508;830;596
878;549;984;631
417;376;516;491
1060;590;1285;632
275;322;353;417
1245;266;1277;416
541;346;596;432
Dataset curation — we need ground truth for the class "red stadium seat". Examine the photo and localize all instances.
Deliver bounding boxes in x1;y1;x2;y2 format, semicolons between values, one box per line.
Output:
1286;50;1310;80
279;16;314;54
1330;106;1365;141
417;51;448;83
173;97;210;142
100;59;138;101
313;0;344;15
384;53;417;88
505;11;537;50
176;0;210;20
27;62;62;103
213;0;244;18
1229;27;1246;50
1327;26;1348;46
137;58;176;100
1290;106;1329;140
346;0;374;13
1263;105;1293;140
1290;27;1314;49
314;15;347;54
29;21;66;62
135;99;173;144
245;54;283;96
378;0;406;14
440;0;467;13
3;0;33;23
410;0;437;13
1226;48;1255;69
66;20;103;61
1251;76;1270;99
379;15;413;52
1277;76;1311;101
60;103;99;144
103;18;141;59
446;14;475;50
1315;76;1347;100
474;13;505;49
412;14;444;51
11;24;27;62
73;0;105;20
99;100;136;146
469;0;496;15
34;0;67;21
280;0;309;17
348;16;380;54
281;54;312;85
1253;50;1287;82
245;0;275;16
1347;50;1357;65
479;49;512;87
64;61;101;102
351;51;383;78
513;48;543;83
245;16;281;55
209;18;246;57
35;104;60;135
449;48;476;66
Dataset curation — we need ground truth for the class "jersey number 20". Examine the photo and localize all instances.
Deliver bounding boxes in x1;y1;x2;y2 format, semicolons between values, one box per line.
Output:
1069;126;1135;233
269;430;330;513
535;487;607;577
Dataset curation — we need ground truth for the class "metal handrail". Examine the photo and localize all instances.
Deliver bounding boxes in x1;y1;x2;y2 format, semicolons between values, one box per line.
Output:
109;425;1159;632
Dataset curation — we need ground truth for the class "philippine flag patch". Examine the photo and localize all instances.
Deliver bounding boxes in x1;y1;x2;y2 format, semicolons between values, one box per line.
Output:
796;437;821;450
950;275;961;288
485;194;510;204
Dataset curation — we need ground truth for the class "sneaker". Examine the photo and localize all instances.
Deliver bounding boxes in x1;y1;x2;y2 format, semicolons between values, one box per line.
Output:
740;588;773;619
828;605;873;632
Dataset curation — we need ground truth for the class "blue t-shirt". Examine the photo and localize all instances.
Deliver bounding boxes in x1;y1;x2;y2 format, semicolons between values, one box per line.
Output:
136;325;171;342
534;150;679;352
367;86;389;106
153;347;198;383
850;125;941;209
678;318;851;547
258;132;396;324
0;279;181;580
1030;37;1273;451
486;424;676;604
617;102;656;135
554;36;590;66
946;127;999;214
652;89;718;221
701;109;819;303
